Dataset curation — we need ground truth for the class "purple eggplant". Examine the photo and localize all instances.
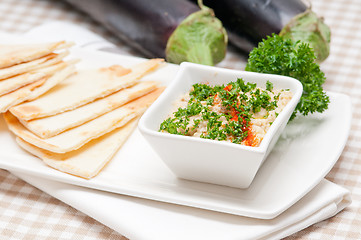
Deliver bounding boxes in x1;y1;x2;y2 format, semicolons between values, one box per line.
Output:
194;0;331;62
65;0;228;65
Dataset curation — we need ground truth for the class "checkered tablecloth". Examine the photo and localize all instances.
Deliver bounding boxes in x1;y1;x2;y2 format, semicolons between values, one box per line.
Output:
0;0;360;239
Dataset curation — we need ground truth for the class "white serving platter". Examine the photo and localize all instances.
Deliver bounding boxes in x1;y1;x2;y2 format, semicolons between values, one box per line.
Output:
0;48;352;219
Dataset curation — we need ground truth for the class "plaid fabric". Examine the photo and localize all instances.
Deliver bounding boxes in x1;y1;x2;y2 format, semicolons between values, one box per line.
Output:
0;0;361;239
0;169;127;239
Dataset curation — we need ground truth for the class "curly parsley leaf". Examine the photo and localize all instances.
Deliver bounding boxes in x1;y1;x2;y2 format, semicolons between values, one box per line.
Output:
245;34;329;120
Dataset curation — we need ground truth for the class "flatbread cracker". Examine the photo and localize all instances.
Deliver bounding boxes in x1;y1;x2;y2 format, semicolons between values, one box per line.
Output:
21;81;158;138
10;59;163;120
0;61;69;96
0;79;46;112
23;64;76;101
4;88;164;153
0;64;75;112
0;41;73;69
0;72;46;97
15;119;138;179
0;51;68;80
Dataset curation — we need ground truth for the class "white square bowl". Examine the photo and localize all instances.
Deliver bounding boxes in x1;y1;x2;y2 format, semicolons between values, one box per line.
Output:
138;62;303;188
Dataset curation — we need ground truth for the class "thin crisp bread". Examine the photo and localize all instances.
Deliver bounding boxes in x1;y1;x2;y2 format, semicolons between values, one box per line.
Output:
15;118;138;179
0;51;68;80
0;41;73;69
0;61;69;96
0;79;46;112
0;72;46;97
0;64;75;112
4;88;164;153
23;64;76;101
20;81;158;138
10;59;163;120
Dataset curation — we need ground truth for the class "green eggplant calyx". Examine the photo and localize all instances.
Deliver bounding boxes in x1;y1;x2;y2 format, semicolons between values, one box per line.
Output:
279;9;331;63
165;5;228;66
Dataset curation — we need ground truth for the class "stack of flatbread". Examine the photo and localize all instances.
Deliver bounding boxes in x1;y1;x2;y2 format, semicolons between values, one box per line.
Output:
4;58;165;179
0;41;76;112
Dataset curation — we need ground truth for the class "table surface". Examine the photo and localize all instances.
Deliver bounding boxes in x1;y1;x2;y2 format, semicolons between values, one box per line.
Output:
1;0;361;239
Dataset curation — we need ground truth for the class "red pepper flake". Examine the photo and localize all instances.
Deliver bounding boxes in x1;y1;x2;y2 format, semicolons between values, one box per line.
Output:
219;84;258;146
230;111;258;147
224;85;232;91
242;124;260;147
213;93;221;105
230;115;238;122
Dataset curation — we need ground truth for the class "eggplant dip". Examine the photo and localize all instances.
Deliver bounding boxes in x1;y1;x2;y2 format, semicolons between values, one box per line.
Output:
159;78;292;147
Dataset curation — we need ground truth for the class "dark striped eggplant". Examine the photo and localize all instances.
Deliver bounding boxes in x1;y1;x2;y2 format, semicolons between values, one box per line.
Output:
65;0;227;65
194;0;330;62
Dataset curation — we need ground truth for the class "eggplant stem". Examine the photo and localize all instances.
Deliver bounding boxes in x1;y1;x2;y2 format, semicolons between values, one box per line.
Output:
196;0;215;17
301;0;313;11
197;0;204;9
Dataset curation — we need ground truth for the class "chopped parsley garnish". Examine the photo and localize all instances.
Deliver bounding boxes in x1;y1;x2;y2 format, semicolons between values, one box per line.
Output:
159;78;281;146
246;34;329;120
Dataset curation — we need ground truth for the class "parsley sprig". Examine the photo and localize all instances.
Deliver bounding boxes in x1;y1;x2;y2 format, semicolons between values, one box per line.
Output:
245;34;329;120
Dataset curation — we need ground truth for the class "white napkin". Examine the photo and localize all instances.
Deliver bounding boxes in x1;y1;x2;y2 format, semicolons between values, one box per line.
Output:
13;172;350;240
2;21;352;239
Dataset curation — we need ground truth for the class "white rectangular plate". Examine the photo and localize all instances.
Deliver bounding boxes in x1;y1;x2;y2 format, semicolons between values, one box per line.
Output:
0;48;351;219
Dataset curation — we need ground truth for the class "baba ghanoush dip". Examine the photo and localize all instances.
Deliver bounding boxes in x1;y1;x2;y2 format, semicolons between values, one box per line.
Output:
159;78;292;147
